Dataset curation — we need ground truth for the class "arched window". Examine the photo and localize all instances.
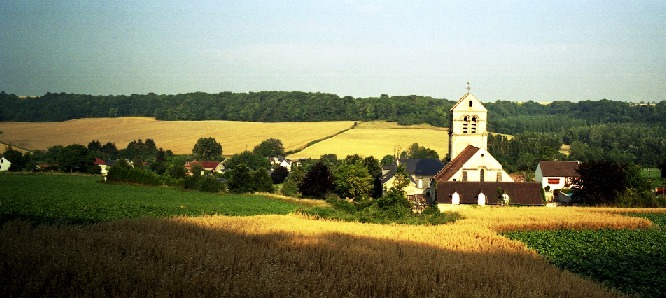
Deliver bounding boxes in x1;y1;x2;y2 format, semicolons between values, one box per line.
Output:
462;115;469;133
480;169;485;182
471;116;478;133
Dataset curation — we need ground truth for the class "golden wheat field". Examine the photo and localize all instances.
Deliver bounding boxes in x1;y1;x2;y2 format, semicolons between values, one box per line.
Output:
288;121;449;159
0;117;355;155
2;207;658;297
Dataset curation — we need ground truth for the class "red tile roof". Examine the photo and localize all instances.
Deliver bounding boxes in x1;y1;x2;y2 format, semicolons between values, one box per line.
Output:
434;145;479;181
539;161;580;177
437;182;544;206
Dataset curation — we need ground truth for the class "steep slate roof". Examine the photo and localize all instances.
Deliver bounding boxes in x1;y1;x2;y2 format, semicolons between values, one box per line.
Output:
539;161;580;177
434;145;480;181
381;159;444;184
400;159;445;176
437;182;544;206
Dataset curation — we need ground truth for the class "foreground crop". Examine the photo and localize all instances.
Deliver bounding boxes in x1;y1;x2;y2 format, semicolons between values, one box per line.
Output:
505;214;666;298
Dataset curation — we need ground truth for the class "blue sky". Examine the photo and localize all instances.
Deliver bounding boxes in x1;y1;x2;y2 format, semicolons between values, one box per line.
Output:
1;0;664;102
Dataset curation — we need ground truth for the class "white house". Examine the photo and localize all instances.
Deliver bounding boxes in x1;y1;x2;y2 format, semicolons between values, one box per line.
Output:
0;157;11;171
535;161;580;192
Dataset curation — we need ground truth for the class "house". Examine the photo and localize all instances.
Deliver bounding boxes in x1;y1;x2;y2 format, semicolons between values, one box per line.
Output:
534;161;580;200
0;157;11;171
269;157;294;171
94;158;109;176
382;158;445;196
434;87;543;206
185;160;224;175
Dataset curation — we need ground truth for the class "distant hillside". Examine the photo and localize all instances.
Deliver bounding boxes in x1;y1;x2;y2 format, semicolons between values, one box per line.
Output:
1;91;663;135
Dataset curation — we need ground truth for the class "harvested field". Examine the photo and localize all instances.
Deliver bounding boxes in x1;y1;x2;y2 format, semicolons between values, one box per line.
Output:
288;121;449;159
0;117;355;155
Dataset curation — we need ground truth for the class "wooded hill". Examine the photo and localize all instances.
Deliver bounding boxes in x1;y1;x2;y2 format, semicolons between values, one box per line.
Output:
1;91;664;134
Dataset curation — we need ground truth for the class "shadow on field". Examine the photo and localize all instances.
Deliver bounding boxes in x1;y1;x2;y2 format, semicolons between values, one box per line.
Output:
0;217;619;298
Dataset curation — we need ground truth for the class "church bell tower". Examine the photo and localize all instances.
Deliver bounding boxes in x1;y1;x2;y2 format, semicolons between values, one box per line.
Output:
448;83;488;160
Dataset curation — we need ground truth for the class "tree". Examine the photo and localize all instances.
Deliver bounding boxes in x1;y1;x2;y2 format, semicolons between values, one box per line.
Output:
572;160;650;205
227;163;253;193
271;166;290;184
380;154;395;165
253;138;285;158
281;166;305;197
363;156;383;199
192;137;223;161
375;165;411;214
2;148;24;171
225;151;270;171
334;163;372;201
401;143;439;159
660;160;666;179
57;144;94;173
299;161;334;199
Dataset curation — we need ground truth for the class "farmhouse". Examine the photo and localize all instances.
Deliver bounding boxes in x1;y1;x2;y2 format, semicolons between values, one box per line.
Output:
535;161;580;191
382;158;445;195
434;87;543;206
185;160;224;175
0;156;11;171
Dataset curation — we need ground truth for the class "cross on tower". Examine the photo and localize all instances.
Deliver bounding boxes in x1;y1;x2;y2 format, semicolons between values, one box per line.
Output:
466;82;471;94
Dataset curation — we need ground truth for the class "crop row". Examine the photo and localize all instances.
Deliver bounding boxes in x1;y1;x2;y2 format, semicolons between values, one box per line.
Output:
504;213;666;298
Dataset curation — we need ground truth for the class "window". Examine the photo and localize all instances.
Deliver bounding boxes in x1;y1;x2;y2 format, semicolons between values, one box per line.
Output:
497;172;502;182
480;169;485;182
469;100;473;107
462;171;468;182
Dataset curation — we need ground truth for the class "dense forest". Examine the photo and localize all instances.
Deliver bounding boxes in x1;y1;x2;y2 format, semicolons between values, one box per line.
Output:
1;90;665;167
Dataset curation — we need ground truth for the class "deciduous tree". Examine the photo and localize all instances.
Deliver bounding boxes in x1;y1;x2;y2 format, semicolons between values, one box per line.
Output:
192;137;223;161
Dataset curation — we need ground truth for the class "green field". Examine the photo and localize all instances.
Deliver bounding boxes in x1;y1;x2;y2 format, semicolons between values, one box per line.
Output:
504;214;666;298
0;173;301;225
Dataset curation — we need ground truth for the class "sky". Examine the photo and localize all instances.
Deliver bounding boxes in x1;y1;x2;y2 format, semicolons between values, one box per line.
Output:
1;0;664;102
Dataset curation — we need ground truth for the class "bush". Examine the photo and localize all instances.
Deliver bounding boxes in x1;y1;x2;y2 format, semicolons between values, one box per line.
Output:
280;180;300;197
197;175;223;192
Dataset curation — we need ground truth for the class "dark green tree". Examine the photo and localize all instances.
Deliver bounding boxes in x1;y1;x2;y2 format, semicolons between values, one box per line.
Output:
2;148;24;171
572;160;650;205
227;163;253;193
192;137;223;161
299;161;334;199
281;166;305;197
57;144;94;173
271;166;290;184
253;138;285;158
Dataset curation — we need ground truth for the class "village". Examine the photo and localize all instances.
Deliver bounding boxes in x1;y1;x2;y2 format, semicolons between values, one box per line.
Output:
0;89;600;211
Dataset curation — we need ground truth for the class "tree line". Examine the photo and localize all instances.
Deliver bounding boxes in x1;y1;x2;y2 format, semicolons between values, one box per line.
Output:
2;91;663;131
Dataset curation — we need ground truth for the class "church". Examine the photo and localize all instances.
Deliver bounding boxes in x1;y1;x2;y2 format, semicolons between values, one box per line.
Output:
431;86;543;206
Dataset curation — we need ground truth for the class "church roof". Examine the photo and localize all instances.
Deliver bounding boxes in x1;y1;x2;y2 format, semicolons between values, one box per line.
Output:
450;93;487;112
434;145;480;181
436;182;544;206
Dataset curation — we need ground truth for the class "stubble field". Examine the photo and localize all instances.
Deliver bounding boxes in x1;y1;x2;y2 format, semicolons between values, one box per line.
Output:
0;118;450;159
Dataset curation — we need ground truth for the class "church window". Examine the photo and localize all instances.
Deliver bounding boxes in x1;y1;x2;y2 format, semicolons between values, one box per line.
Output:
471;116;478;133
497;172;502;182
480;169;485;182
462;171;468;182
469;100;473;107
